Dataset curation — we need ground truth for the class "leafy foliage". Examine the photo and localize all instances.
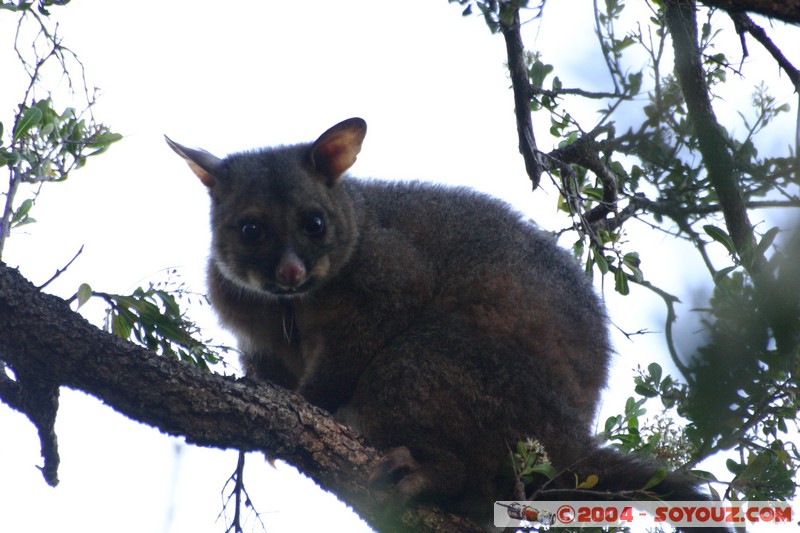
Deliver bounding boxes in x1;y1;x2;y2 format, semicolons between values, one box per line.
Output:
0;4;120;255
80;273;228;370
453;0;800;504
0;2;224;373
511;438;557;487
449;0;540;33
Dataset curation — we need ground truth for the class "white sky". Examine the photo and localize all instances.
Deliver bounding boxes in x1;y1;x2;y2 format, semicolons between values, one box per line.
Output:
1;1;797;532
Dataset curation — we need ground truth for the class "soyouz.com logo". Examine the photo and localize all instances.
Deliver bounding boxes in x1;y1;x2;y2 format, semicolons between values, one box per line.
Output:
494;501;796;528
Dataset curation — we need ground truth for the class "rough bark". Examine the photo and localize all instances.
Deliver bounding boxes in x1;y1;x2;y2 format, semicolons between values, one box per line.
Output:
0;263;483;533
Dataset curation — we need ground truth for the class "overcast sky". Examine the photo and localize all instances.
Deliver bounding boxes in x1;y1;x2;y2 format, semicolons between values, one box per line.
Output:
1;1;797;532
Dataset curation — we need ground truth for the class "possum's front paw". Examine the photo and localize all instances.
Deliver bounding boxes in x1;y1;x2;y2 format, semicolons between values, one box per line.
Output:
368;446;430;504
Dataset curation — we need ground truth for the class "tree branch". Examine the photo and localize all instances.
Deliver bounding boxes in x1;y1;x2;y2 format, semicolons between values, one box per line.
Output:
532;86;623;99
0;263;483;533
698;0;800;25
0;357;60;486
500;4;543;189
729;11;800;89
665;0;757;256
666;0;800;363
37;245;84;290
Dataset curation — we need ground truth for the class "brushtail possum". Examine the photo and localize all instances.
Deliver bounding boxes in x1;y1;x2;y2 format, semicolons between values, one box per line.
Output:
166;118;715;529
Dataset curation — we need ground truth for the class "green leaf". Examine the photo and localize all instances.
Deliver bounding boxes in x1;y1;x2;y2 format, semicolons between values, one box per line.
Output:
754;226;779;258
0;2;30;12
523;452;536;470
572;238;584;259
622;251;640;267
642;468;667;490
11;198;33;224
689;469;718;482
529;59;554;88
12;106;43;141
634;382;658;398
624;396;647;418
86;131;123;148
10;198;37;228
516;441;528;457
583;187;605;201
615;267;630;295
111;312;132;339
648;362;662;383
557;130;579;147
713;265;737;284
622;252;644;282
703;224;737;256
531;463;557;480
605;415;619;434
726;458;743;475
593;250;609;275
12;216;36;228
627;71;643;95
76;283;93;309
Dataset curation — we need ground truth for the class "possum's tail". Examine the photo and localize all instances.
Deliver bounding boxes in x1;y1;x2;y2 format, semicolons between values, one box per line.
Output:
537;446;731;533
570;445;709;500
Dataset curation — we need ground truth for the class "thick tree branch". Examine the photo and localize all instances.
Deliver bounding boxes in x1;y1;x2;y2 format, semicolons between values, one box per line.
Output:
0;360;60;486
500;5;543;189
665;0;799;361
19;373;61;487
699;0;800;25
665;0;757;256
0;263;483;533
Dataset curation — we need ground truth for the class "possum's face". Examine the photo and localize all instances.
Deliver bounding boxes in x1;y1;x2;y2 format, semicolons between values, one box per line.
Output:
207;146;358;297
165;118;366;298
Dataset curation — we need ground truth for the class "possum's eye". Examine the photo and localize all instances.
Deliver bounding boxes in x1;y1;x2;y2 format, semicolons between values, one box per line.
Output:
239;221;265;244
301;213;326;237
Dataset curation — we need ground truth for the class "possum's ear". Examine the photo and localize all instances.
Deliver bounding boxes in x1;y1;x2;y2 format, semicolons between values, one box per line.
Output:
309;117;367;185
164;135;222;188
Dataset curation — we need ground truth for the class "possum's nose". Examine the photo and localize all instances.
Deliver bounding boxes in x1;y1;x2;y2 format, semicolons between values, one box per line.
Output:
276;250;307;289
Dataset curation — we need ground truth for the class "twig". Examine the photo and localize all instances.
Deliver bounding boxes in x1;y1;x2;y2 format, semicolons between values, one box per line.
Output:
531;86;623;99
613;265;691;381
729;12;800;89
728;12;800;155
593;0;621;93
219;451;267;533
38;245;84;290
613;323;654;342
